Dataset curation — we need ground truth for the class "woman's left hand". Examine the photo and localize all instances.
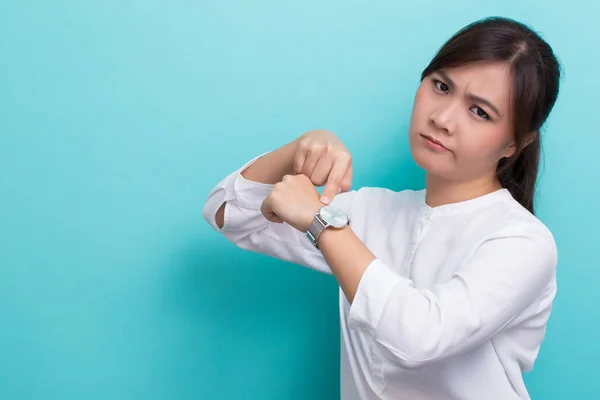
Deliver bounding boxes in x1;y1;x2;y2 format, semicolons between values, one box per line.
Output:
261;174;324;232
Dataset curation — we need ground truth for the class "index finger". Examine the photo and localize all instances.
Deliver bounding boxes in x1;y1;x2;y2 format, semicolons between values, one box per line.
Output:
320;159;348;204
341;164;353;192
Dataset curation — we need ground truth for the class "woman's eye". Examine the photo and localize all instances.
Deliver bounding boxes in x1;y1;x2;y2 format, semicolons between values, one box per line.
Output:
434;80;449;93
471;106;490;120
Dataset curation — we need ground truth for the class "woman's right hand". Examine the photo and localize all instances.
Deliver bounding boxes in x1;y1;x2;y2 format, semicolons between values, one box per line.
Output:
293;129;353;205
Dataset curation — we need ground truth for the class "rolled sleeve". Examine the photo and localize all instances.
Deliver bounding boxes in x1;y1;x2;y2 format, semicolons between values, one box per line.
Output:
232;171;274;209
347;259;409;335
345;228;556;369
203;152;272;231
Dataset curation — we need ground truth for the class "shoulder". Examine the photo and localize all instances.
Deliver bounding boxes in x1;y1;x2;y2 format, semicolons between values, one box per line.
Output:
477;195;558;285
489;196;556;254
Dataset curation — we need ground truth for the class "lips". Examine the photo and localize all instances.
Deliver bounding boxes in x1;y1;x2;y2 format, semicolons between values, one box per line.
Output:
421;134;449;150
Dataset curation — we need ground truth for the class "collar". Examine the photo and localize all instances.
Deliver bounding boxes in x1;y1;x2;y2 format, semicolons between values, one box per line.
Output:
417;188;512;219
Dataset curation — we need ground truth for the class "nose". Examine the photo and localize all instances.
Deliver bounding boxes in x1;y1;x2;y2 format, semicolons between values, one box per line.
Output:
430;103;457;135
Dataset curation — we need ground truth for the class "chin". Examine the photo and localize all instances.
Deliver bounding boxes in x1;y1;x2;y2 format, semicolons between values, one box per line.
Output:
409;137;453;177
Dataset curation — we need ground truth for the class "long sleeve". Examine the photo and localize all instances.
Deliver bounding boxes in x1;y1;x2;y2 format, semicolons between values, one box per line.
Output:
346;222;557;369
203;152;358;274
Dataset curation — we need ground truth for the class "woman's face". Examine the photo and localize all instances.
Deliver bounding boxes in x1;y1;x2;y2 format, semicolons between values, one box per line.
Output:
408;61;517;183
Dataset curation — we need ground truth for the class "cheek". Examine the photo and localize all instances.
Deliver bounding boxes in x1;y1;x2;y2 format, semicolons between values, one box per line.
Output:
458;126;511;164
409;84;429;127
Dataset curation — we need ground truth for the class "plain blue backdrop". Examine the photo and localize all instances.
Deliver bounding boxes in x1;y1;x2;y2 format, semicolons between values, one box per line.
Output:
1;1;598;399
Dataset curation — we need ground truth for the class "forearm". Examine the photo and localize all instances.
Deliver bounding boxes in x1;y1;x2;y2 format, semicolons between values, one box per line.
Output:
317;225;377;303
241;137;299;184
214;137;299;228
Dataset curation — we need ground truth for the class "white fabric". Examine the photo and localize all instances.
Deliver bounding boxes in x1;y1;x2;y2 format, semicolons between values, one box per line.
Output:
203;152;557;400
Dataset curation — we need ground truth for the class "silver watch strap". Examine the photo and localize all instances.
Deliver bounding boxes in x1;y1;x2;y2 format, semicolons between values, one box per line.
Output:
306;213;327;248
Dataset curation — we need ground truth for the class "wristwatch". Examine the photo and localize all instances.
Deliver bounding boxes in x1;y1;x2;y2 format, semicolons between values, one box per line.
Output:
306;205;350;249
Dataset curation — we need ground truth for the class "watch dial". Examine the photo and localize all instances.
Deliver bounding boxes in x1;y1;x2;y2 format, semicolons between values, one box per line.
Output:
320;206;348;228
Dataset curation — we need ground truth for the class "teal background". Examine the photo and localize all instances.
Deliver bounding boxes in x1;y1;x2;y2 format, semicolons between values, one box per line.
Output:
1;1;597;399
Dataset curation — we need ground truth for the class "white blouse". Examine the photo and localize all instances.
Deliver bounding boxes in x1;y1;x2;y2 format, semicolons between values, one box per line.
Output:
203;152;557;400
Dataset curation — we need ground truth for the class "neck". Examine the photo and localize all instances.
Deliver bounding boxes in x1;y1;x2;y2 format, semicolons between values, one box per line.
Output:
425;173;503;208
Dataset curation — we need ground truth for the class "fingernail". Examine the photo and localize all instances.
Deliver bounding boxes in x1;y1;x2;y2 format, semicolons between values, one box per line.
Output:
320;196;330;204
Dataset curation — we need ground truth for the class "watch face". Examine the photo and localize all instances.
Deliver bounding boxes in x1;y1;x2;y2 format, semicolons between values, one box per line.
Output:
319;206;348;228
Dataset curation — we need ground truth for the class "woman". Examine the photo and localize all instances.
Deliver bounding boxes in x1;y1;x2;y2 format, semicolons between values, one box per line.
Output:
203;16;561;400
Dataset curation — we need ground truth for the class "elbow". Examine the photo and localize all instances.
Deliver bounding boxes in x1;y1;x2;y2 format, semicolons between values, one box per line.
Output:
202;200;219;231
213;202;226;230
393;358;429;370
365;323;448;370
383;336;445;370
375;319;482;370
202;192;270;245
203;187;228;231
391;349;443;370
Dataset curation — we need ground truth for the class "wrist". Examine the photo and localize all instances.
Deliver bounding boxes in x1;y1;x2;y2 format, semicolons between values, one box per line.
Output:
302;200;325;232
317;223;351;248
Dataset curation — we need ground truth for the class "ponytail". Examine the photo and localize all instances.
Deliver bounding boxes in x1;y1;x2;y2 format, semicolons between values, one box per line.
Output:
496;134;540;215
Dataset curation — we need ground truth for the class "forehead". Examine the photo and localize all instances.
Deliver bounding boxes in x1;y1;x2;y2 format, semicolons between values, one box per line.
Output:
442;61;512;106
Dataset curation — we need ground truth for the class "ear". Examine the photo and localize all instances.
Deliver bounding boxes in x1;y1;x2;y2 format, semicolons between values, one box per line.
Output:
502;142;517;159
502;132;537;158
521;131;537;149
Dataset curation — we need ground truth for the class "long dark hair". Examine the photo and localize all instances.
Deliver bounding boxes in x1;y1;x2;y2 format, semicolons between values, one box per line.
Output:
420;17;561;214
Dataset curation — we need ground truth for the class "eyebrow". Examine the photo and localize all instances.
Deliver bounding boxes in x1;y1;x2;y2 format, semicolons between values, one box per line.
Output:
436;70;502;118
